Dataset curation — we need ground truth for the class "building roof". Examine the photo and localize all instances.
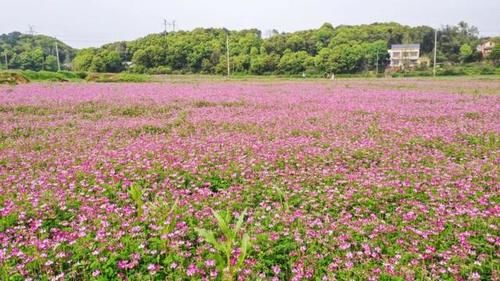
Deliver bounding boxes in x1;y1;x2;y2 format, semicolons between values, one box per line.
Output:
390;44;420;50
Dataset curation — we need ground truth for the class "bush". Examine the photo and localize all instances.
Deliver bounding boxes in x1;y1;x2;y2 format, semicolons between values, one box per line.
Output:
85;73;151;83
438;67;466;76
479;66;495;75
0;71;30;85
146;66;172;75
20;70;87;82
57;71;88;80
22;70;69;81
75;71;88;79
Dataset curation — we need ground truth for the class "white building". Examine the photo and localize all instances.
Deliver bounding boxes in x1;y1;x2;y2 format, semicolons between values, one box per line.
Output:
477;40;496;58
388;44;421;68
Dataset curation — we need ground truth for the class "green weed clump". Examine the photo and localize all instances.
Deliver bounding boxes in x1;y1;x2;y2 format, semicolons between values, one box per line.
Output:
0;71;30;84
86;73;151;83
195;209;251;281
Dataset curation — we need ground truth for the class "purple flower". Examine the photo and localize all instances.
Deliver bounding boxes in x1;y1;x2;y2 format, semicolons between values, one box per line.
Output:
205;259;216;267
186;263;197;276
272;265;281;275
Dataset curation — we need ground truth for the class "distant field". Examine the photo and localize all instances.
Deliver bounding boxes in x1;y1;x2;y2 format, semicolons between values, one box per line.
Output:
153;75;500;94
0;79;498;280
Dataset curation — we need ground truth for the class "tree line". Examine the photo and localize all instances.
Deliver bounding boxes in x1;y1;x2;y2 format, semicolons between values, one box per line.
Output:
0;32;74;71
1;22;498;75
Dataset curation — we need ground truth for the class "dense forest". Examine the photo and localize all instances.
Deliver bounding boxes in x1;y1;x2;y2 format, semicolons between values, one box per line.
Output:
0;32;75;71
1;22;498;75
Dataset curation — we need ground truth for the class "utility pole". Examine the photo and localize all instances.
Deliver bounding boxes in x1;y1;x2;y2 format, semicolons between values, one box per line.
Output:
28;25;36;36
433;28;438;77
27;25;36;47
55;42;61;71
163;19;176;33
226;34;230;76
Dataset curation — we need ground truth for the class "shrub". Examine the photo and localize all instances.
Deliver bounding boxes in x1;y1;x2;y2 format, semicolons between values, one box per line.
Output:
86;73;151;83
479;66;495;75
438;67;466;76
0;72;30;85
22;70;69;81
146;66;172;75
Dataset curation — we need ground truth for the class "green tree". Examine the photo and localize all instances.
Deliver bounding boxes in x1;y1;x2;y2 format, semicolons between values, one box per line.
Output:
0;32;75;71
489;45;500;66
438;22;479;63
72;49;96;71
278;51;311;74
285;35;305;52
315;44;364;74
231;54;251;73
361;41;388;72
131;49;149;72
89;55;105;72
250;53;279;74
44;55;59;71
101;50;124;72
459;44;473;63
18;48;44;71
314;23;335;49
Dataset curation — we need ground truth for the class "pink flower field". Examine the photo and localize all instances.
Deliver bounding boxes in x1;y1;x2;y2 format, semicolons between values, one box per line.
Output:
0;81;499;280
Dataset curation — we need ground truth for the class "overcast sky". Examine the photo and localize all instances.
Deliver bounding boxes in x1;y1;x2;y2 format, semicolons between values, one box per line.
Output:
1;0;499;48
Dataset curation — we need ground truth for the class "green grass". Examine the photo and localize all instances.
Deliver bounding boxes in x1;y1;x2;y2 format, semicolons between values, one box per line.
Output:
0;70;87;84
0;71;30;84
22;70;87;81
392;63;500;78
86;73;151;83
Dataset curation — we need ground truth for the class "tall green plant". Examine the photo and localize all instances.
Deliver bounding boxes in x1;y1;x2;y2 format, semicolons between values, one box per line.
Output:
128;183;144;217
195;209;251;281
147;198;179;250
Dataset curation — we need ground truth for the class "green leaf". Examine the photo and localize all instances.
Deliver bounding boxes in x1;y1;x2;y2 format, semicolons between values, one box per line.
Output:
195;228;226;254
212;210;231;237
169;198;179;216
237;233;251;267
234;208;247;234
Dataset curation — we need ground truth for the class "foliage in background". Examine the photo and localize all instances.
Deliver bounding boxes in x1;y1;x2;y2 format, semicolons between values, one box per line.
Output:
85;72;150;83
1;22;497;76
0;70;87;84
69;22;491;75
0;32;75;71
0;72;30;85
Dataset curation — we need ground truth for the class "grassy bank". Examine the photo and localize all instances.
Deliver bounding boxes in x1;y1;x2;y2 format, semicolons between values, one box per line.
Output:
1;66;499;86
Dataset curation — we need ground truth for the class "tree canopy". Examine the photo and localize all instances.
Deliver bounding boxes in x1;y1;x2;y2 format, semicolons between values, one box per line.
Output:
0;32;75;71
2;22;491;74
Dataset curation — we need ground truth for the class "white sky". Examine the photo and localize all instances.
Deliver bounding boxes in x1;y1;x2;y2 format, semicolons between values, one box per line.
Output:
1;0;499;48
